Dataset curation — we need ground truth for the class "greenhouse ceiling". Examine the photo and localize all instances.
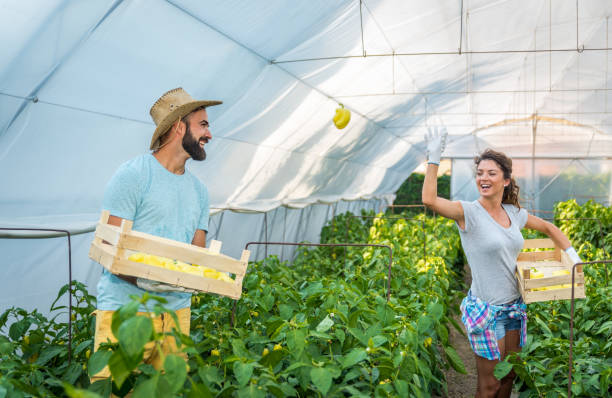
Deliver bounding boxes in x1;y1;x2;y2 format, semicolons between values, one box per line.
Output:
1;0;611;224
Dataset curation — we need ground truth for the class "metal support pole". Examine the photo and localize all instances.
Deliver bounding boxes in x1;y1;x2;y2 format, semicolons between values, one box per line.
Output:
0;227;73;363
568;260;612;397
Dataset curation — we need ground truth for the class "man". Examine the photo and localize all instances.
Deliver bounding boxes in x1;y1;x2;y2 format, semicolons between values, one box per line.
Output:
91;88;221;383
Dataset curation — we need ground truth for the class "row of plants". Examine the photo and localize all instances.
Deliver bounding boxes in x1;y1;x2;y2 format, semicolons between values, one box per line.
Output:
496;200;612;397
389;173;450;216
0;210;466;397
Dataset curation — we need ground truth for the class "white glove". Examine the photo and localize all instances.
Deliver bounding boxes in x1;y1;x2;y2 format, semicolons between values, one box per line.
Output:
424;126;448;165
565;246;582;264
136;278;198;294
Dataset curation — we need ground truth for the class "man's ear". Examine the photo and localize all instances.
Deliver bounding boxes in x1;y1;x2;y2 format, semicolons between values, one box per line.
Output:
173;119;186;138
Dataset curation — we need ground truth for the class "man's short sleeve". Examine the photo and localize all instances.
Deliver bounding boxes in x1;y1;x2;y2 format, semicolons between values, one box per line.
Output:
102;163;144;220
198;184;210;232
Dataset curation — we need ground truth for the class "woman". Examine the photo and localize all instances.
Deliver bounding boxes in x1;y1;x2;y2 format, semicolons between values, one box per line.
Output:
421;128;581;398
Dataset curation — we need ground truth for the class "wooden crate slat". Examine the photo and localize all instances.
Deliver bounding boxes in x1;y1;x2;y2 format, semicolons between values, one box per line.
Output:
89;241;117;271
517;250;559;262
516;273;527;300
94;211;111;245
518;260;568;269
94;223;122;246
522;274;584;289
208;240;222;254
89;214;248;300
522;285;586;303
234;250;250;287
122;232;246;276
516;239;586;303
114;258;242;299
522;238;554;249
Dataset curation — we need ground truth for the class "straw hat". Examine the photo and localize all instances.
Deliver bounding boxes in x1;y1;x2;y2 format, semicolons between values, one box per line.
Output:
149;87;222;150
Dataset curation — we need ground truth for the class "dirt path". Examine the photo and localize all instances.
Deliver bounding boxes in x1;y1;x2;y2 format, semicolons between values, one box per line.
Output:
440;265;519;398
441;265;478;397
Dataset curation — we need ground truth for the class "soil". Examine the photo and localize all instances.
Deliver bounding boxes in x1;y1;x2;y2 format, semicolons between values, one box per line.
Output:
437;265;519;398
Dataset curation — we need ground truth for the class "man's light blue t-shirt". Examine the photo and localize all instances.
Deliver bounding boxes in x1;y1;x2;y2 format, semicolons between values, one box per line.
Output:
96;153;209;311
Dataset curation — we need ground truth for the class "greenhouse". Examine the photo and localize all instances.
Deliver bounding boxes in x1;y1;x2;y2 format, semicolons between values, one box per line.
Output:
0;1;611;397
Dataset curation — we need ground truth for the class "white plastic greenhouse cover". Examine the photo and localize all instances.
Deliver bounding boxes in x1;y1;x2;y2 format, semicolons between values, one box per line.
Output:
1;0;611;314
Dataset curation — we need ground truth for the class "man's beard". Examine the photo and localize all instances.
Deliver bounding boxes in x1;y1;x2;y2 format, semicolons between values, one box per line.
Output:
182;124;206;161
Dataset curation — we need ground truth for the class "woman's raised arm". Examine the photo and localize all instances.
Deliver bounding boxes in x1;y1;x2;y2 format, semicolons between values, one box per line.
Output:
420;128;465;225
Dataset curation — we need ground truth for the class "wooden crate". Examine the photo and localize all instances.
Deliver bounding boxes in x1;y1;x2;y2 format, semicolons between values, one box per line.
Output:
516;238;585;303
89;210;250;300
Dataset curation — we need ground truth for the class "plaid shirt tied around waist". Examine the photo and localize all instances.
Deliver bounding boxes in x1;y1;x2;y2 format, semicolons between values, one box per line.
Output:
460;291;527;360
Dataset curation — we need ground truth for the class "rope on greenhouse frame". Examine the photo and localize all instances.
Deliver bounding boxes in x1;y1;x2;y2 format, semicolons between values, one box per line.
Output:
270;47;612;64
568;260;612;398
230;241;393;327
0;227;74;364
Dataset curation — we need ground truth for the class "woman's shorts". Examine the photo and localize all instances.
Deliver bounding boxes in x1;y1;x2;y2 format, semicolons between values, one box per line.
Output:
494;310;522;340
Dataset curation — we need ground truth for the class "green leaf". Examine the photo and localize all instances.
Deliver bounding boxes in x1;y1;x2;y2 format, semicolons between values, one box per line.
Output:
310;367;332;396
51;284;70;311
533;316;553;336
446;316;466;337
0;336;13;355
163;355;187;392
63;383;103;398
274;382;298;397
335;329;345;346
417;315;432;335
74;339;93;355
237;385;266;398
132;374;158;398
63;362;83;384
348;327;368;346
198;365;223;386
10;380;39;396
443;346;467;374
316;315;334;333
309;330;332;340
187;383;213;398
581;319;595;332
88;379;112;397
282;362;311;373
376;304;395;326
111;301;139;337
35;346;65;366
88;350;112;377
427;302;444;321
108;350;132;389
286;329;306;358
260;348;284;368
371;335;387;347
231;339;251;358
341;348;367;369
278;304;294;320
436;323;449;345
394;379;409;397
9;318;31;341
117;316;153;358
494;361;513;380
233;362;255;387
